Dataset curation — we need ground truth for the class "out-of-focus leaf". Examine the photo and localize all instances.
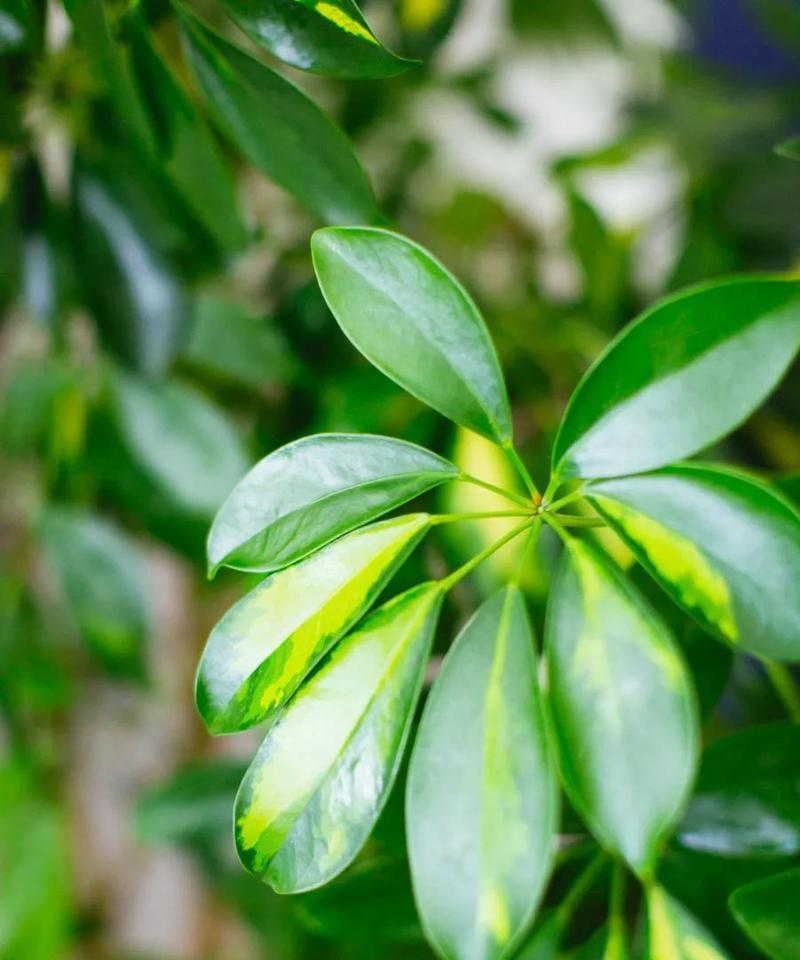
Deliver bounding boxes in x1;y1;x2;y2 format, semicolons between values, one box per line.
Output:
184;294;295;389
235;582;442;892
587;464;800;662
396;0;463;58
20;157;60;325
72;160;192;376
0;152;22;311
407;586;558;960
125;9;246;257
112;369;249;518
180;12;380;225
678;723;800;858
198;514;430;734
40;508;149;677
730;868;800;960
0;0;39;54
647;885;731;959
775;136;800;161
207;433;456;575
312;227;512;443
220;0;417;78
552;277;800;479
545;540;697;875
136;758;247;845
511;0;617;42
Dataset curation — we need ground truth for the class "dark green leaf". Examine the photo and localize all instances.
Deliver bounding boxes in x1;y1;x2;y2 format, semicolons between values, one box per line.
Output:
219;0;417;78
407;585;558;960
775;136;800;161
312;227;512;443
198;513;431;733
180;12;379;225
730;868;800;960
587;464;800;661
40;508;149;677
545;539;697;875
235;582;442;892
553;277;800;479
207;432;456;575
647;885;731;959
678;723;800;858
396;0;463;58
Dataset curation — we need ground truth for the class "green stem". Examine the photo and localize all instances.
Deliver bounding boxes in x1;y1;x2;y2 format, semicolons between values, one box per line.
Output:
502;441;539;498
439;519;532;591
604;860;627;960
431;510;531;526
512;520;542;585
556;850;607;927
548;489;585;513
460;473;532;509
554;515;605;528
764;660;800;722
543;474;562;503
543;511;571;545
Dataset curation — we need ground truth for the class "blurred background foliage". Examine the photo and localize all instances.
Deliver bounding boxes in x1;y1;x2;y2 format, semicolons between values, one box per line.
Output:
1;0;799;956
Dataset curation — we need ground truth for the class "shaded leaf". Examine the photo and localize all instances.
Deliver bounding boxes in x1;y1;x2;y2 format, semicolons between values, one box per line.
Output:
647;885;731;959
407;585;558;960
678;723;800;858
312;226;512;443
220;0;417;78
396;0;464;58
730;868;800;960
198;514;431;733
587;464;800;661
235;582;442;892
553;277;800;479
180;12;379;225
775;136;800;161
545;539;697;874
207;432;456;575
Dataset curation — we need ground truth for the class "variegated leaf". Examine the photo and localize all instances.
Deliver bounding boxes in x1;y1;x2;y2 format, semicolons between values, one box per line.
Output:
647;886;731;960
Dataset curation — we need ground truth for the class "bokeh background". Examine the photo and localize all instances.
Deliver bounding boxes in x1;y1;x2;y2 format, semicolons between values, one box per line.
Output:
2;0;800;957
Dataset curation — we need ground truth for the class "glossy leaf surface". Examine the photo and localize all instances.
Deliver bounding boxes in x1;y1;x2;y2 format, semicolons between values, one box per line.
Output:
312;227;512;443
587;464;800;661
40;508;148;677
545;540;697;874
553;277;800;478
181;14;379;225
647;886;730;960
198;514;431;734
730;868;800;960
678;723;800;858
407;586;558;960
219;0;417;78
235;582;442;892
207;433;456;575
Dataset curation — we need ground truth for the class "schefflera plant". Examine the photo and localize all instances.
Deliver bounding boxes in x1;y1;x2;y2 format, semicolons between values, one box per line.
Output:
199;226;800;960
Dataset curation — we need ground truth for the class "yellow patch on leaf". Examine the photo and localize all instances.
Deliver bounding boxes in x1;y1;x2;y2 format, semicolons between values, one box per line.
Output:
314;2;378;43
400;0;447;32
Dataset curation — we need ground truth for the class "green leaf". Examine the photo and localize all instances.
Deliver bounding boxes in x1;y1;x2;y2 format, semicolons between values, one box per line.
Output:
545;539;697;874
72;160;192;376
776;136;800;161
136;759;247;846
406;585;558;960
587;464;800;662
311;227;512;443
678;723;800;858
198;513;431;733
180;12;379;225
552;277;800;479
234;581;442;892
647;885;731;960
112;370;249;518
730;868;800;960
207;432;457;575
40;508;149;677
397;0;464;58
219;0;417;78
125;9;246;256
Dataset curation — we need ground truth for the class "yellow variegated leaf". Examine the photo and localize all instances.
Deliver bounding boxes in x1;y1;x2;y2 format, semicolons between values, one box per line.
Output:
235;582;442;892
647;886;731;960
197;514;430;734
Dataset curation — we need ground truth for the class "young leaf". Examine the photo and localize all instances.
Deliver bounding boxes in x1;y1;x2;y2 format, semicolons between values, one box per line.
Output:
207;433;457;576
730;868;800;960
552;277;800;479
545;540;697;875
180;12;379;225
678;723;800;858
587;464;800;661
218;0;417;78
311;227;513;444
198;514;431;734
647;885;731;960
234;582;442;892
406;586;559;960
40;508;149;677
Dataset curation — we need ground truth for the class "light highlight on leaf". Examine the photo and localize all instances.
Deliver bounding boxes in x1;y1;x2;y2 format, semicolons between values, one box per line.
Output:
315;2;376;41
